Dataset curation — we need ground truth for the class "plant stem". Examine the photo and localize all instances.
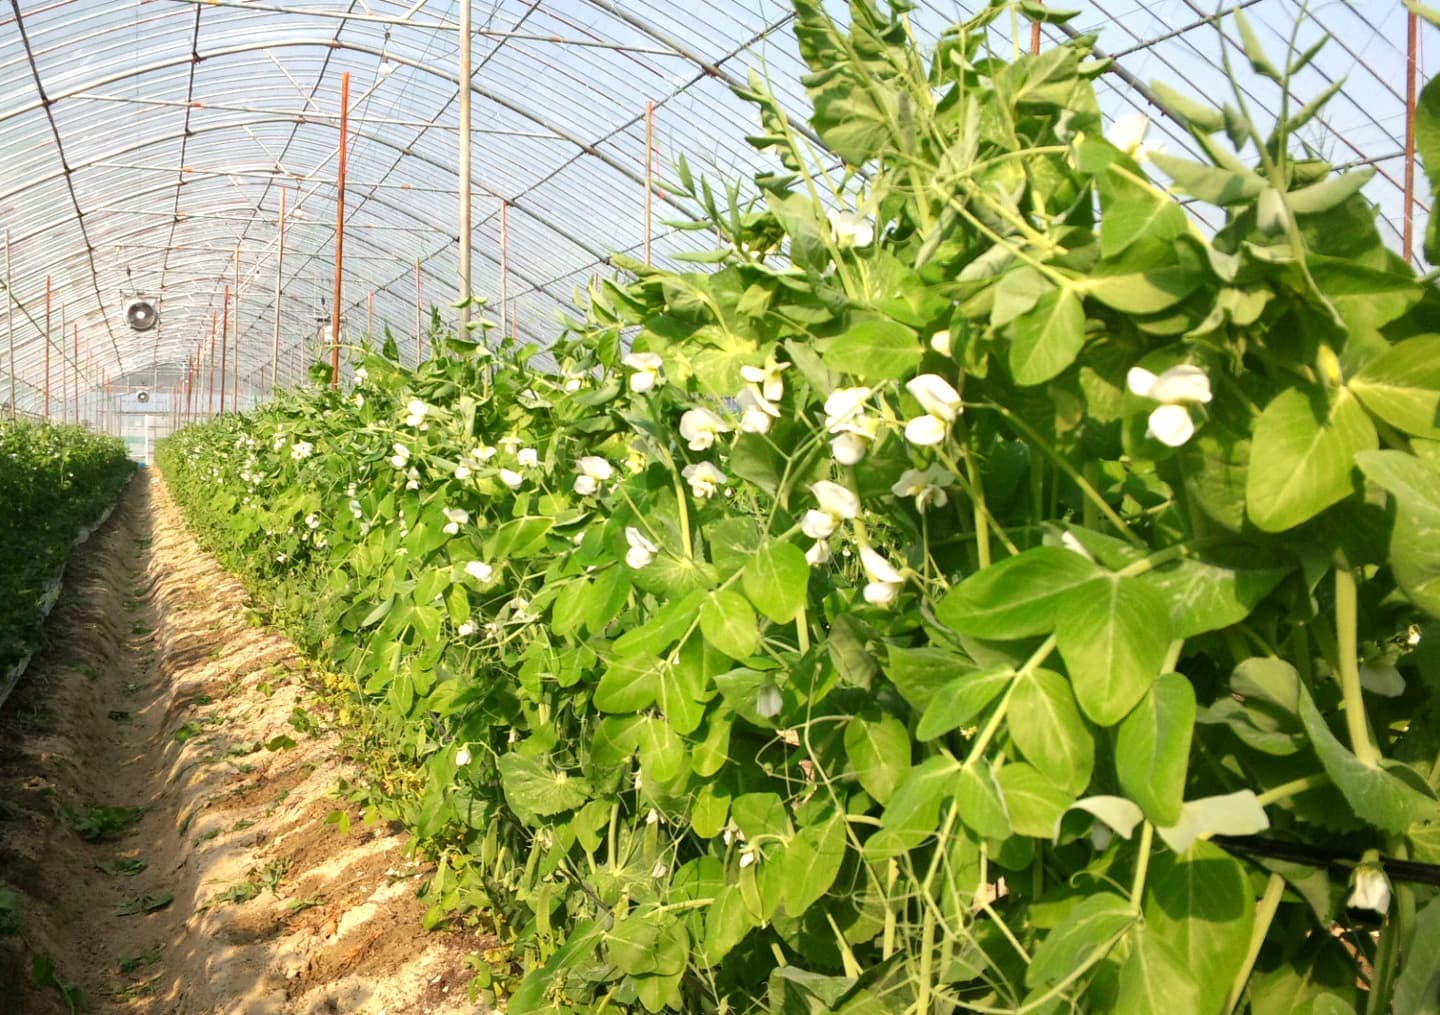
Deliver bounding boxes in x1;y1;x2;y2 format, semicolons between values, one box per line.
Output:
1334;563;1381;766
1254;773;1327;807
1129;822;1154;914
1225;872;1285;1014
964;635;1058;767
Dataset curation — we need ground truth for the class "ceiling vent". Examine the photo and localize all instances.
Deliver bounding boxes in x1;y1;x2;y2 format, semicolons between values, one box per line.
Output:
124;297;158;332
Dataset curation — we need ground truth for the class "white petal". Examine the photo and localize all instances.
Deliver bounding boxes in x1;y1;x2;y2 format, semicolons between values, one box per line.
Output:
904;414;948;446
831;432;869;465
629;371;656;393
1347;866;1391;914
860;546;904;584
823;387;873;431
805;541;832;566
801;510;836;540
573;474;598;496
626;526;659;554
864;581;900;605
812;480;860;520
1107;112;1150;156
755;684;783;718
1126;366;1159;398
1147;364;1212;405
1146;404;1195;447
906;374;963;421
625;546;655;569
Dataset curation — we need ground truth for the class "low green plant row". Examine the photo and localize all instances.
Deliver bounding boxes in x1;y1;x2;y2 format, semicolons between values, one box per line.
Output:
161;1;1440;1011
0;418;133;675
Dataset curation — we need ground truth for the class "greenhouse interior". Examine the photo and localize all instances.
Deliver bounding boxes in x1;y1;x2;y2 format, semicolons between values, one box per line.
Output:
3;0;1440;1011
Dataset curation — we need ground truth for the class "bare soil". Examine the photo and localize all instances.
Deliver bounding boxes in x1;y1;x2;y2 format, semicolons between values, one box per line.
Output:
0;476;488;1014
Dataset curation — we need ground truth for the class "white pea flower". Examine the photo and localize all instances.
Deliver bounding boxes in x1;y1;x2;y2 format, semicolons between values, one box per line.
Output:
1347;864;1391;915
354;366;368;383
353;392;365;408
738;845;760;869
517;447;539;468
756;684;784;719
403;399;430;427
1107;112;1165;162
908;374;963;420
499;434;522;452
736;388;781;435
305;513;320;530
828;208;875;248
465;560;493;582
740;357;790;403
831;431;871;466
625;526;659;569
1128;364;1212;448
457;621;476;638
349;499;364;519
645;808;660;826
802;481;861;539
904;374;963;447
572;456;614;496
290;440;314;460
860;546;905;606
564;377;582;393
276;553;288;564
622;351;664;393
390;442;410;469
455;463;472;480
930;330;952;356
455;746;472;766
500;468;524;490
442;506;469;535
824;387;874;433
470;445;497;462
679;407;731;451
682;462;726;500
891;464;954;511
805;540;832;567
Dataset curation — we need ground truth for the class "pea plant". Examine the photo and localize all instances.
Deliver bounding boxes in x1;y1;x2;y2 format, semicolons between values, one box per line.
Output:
1;419;132;673
160;1;1440;1011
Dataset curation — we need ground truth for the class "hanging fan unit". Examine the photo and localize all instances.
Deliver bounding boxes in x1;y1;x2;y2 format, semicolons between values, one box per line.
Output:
136;390;151;404
124;297;159;332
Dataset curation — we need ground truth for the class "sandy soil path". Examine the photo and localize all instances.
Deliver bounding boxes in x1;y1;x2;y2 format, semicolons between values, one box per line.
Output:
0;475;486;1014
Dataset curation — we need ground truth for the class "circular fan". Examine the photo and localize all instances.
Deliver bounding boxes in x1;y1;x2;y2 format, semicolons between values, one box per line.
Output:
124;298;158;332
136;390;150;404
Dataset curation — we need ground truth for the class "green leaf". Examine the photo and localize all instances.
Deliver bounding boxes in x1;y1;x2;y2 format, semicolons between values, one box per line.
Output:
1009;668;1094;794
998;763;1075;838
1025;892;1134;988
781;813;846;915
991;266;1052;328
1115;926;1203;1014
1393;895;1440;1015
1154;790;1269;853
1246;386;1377;532
1286;169;1375;216
638;716;687;784
916;665;1013;741
867;756;961;858
700;590;760;661
496;754;592;819
703;884;754;963
1085;237;1203;314
821;319;922;381
1056;574;1171;726
742;540;810;623
1352;337;1440;440
1357;450;1440;616
1143;842;1253;1015
1009;286;1087;386
1418;71;1440;262
1068;795;1144;840
936;547;1099;640
1150;152;1266;206
491;515;554;559
844;713;912;805
1100;165;1189;259
1297;681;1440;833
1234;9;1282;81
1142;555;1286;639
594;653;663;713
955;764;1011;841
1148;81;1224;134
1115;672;1195;825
